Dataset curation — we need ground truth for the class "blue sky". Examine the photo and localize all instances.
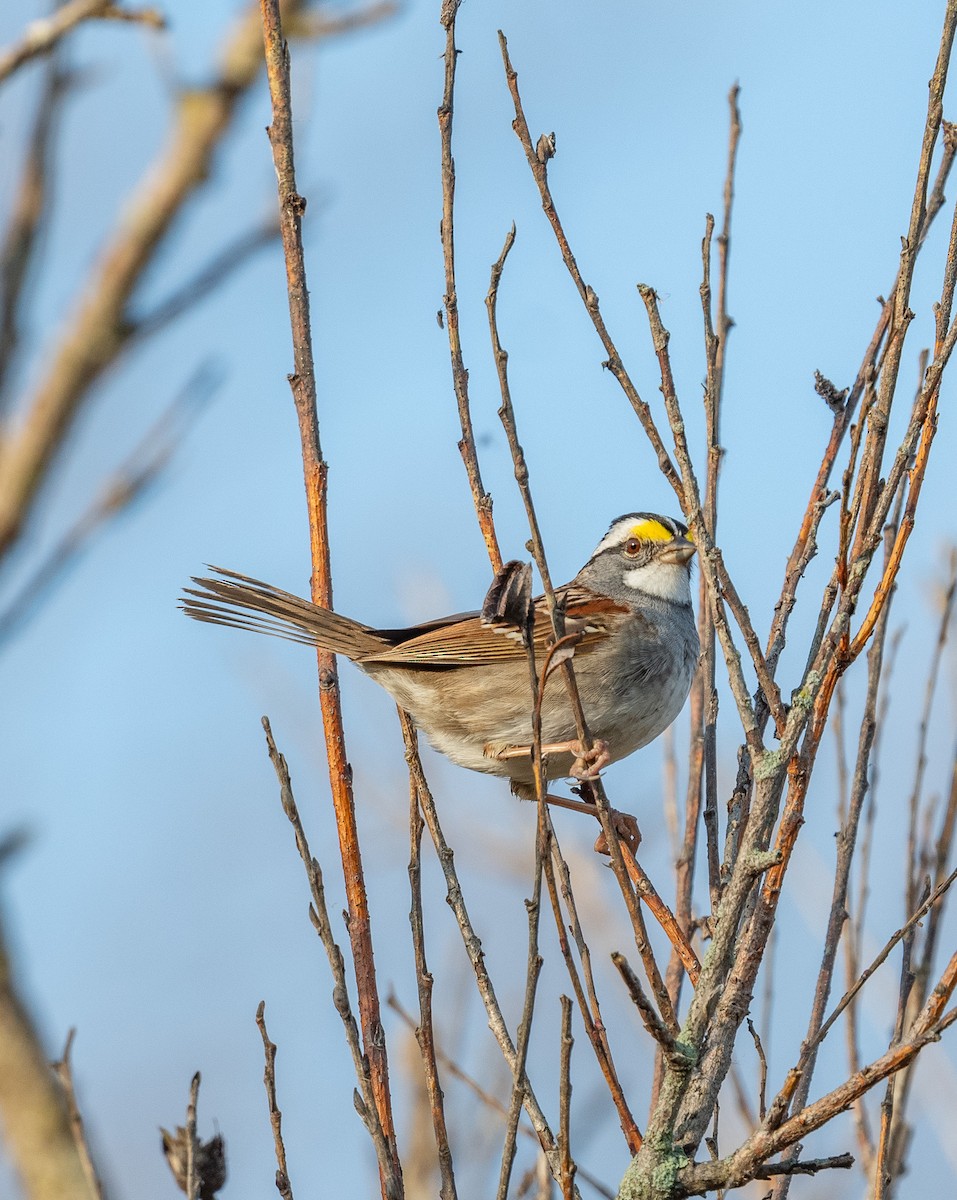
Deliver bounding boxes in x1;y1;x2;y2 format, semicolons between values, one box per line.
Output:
2;2;956;1197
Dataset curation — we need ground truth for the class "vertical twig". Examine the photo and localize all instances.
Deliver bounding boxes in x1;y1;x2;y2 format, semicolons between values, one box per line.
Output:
258;2;399;1181
496;822;546;1199
407;758;458;1200
51;1030;106;1200
559;996;576;1200
0;52;70;409
439;0;501;572
769;515;899;1199
543;818;643;1154
185;1072;199;1200
261;719;401;1197
256;1003;295;1200
872;920;918;1199
904;548;957;914
487;224;696;1007
396;712;575;1193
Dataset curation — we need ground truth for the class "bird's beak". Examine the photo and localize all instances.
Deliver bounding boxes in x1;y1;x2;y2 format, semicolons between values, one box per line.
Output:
658;536;696;565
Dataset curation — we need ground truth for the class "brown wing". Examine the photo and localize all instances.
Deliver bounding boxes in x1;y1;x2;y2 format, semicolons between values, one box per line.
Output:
360;585;630;668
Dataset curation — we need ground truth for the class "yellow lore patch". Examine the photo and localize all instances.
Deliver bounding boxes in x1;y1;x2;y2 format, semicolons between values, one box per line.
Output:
630;519;674;543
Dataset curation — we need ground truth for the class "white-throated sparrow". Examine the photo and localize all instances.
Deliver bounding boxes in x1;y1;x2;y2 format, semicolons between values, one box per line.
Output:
183;513;699;805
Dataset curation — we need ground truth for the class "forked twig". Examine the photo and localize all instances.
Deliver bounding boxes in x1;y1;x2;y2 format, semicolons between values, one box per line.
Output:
51;1030;105;1200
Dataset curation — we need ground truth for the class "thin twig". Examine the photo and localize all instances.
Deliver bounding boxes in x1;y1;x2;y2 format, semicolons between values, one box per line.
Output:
611;953;682;1062
0;0;163;84
745;1019;767;1124
259;1;399;1179
496;808;546;1200
559;996;576;1200
752;1154;854;1179
186;1073;199;1200
0;54;72;410
407;748;458;1200
439;1;501;572
387;994;616;1200
497;32;681;493
544;817;642;1154
261;718;401;1197
397;712;576;1194
0;362;221;645
256;1003;295;1200
51;1030;106;1200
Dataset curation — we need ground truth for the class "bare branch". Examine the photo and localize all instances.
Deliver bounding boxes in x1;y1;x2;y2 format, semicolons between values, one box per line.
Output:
256;1003;295;1200
259;2;400;1180
0;892;98;1199
497;31;682;496
497;829;545;1200
0;0;163;85
0;362;221;646
396;711;575;1193
0;54;72;409
407;752;458;1200
559;996;576;1200
51;1030;105;1200
260;718;401;1198
0;0;350;560
440;1;501;572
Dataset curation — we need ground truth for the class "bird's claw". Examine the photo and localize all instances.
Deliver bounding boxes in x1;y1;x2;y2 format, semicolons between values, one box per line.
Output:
569;737;611;782
593;809;642;856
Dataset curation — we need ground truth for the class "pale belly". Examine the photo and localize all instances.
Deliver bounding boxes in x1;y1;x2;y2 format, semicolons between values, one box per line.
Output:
367;614;698;793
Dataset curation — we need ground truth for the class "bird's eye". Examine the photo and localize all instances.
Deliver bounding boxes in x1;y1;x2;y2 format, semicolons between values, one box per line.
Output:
624;538;642;557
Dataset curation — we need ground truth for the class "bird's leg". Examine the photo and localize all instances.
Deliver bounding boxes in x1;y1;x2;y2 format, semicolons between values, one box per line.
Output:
544;791;641;854
486;737;611;780
573;780;642;855
501;758;642;854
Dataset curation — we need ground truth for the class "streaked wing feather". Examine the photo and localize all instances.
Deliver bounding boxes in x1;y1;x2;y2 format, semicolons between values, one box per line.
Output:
362;586;629;667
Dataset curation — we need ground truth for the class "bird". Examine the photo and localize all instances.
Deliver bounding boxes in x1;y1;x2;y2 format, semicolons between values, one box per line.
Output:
182;513;698;836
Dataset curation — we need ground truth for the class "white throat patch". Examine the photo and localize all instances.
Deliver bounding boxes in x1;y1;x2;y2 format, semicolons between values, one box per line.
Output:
623;561;692;605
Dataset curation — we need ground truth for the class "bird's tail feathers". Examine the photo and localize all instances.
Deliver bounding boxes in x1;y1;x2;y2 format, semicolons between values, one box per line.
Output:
181;567;388;659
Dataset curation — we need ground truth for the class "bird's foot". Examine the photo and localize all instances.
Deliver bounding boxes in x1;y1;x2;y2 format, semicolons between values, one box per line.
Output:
592;809;641;856
567;737;611;781
526;787;640;856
